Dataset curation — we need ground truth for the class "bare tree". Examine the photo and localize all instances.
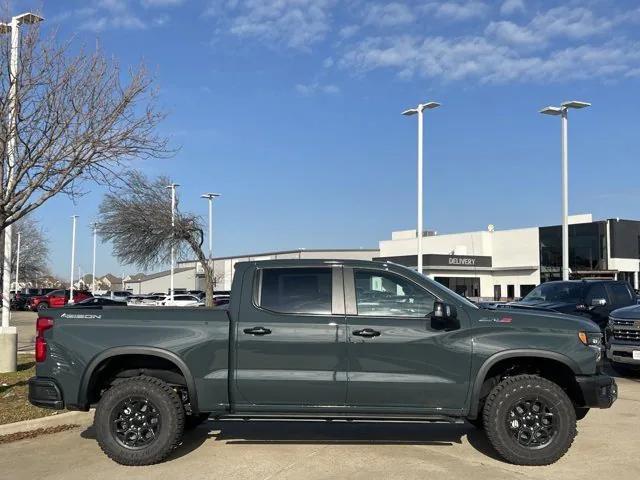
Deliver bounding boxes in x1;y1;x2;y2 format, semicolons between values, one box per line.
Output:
0;215;50;287
97;171;216;306
0;20;170;231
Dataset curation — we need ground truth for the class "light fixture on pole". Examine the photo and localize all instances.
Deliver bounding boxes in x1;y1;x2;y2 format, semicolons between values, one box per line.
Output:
91;223;98;295
69;216;78;304
0;11;43;373
402;101;440;275
200;193;221;263
540;100;591;281
166;183;180;301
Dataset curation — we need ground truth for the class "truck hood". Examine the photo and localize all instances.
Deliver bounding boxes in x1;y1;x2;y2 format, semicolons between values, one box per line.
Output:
479;306;600;333
503;299;578;313
610;304;640;320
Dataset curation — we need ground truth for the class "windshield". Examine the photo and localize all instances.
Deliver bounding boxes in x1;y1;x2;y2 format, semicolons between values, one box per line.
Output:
522;282;586;303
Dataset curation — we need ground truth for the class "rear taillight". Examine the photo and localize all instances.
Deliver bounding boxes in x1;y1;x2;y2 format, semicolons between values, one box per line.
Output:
35;316;54;362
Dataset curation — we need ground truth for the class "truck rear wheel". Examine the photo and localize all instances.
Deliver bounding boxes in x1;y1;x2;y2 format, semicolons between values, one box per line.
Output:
95;375;185;466
483;374;576;466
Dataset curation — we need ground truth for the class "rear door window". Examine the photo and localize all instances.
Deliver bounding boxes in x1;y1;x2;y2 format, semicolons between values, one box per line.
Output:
607;283;633;306
585;284;607;305
258;268;332;315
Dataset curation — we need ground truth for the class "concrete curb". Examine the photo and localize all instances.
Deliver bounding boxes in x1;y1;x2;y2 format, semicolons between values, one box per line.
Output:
0;410;94;436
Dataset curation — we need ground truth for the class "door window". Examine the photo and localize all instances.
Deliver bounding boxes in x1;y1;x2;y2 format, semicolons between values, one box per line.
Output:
259;268;332;315
354;270;435;317
608;283;633;306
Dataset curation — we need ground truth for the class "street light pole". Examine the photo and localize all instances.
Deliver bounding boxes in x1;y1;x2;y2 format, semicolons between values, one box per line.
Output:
91;223;98;295
200;193;221;263
69;216;78;304
14;232;21;292
0;12;43;373
166;184;180;301
540;100;590;281
402;101;440;275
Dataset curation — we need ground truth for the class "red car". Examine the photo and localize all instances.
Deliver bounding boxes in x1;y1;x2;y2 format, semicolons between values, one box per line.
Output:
29;289;92;311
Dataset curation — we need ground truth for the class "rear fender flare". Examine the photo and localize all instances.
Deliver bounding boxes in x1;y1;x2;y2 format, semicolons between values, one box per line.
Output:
78;346;199;414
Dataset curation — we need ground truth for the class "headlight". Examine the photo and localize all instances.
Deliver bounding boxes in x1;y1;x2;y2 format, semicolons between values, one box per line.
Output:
578;331;602;346
579;331;603;362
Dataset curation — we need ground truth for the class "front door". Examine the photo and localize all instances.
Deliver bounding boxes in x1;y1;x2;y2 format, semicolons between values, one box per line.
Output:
344;267;471;412
234;265;348;409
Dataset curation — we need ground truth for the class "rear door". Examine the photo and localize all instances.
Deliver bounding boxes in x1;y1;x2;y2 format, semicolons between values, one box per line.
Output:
234;265;348;408
344;266;471;412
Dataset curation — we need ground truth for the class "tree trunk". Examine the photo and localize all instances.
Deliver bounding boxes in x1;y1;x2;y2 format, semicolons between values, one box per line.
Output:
186;236;215;307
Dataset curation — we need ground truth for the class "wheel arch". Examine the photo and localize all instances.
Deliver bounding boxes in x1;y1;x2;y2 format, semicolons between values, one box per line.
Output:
78;346;199;414
467;349;581;419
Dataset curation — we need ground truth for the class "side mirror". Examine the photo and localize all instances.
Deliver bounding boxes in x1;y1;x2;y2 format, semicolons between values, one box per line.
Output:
591;298;607;307
431;301;460;331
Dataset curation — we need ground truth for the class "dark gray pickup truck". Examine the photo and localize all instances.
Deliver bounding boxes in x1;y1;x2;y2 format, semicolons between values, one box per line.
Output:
29;260;616;466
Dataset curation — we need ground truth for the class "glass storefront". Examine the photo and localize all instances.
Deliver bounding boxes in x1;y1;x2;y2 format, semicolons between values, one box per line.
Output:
539;221;608;282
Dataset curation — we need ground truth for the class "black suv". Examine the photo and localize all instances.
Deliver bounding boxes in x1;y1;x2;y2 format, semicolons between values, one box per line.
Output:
499;280;636;329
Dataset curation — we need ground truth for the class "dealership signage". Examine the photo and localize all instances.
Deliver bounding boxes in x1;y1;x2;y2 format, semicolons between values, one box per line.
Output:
375;254;492;268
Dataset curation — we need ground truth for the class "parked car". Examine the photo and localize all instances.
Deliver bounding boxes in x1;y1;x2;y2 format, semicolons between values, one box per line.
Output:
29;259;616;467
99;291;132;302
29;289;92;311
605;304;640;372
160;294;202;307
132;294;166;307
68;297;124;308
11;288;52;310
498;280;636;329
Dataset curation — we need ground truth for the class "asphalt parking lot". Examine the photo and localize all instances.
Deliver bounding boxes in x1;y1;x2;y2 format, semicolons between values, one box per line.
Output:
11;310;37;352
1;371;639;480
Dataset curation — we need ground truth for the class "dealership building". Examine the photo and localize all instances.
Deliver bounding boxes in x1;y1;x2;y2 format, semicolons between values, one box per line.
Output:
127;213;640;301
376;214;640;300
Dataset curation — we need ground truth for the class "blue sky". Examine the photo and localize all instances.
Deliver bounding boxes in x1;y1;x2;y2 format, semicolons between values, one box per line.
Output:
10;0;640;278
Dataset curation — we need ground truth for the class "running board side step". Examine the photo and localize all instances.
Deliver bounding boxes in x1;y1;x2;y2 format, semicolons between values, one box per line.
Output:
212;413;465;424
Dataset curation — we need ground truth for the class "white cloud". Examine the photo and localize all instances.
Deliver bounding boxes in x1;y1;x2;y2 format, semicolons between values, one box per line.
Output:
339;25;360;38
363;3;415;27
340;34;640;83
295;82;340;95
422;1;489;22
500;0;525;16
487;7;616;47
221;0;335;50
60;0;172;32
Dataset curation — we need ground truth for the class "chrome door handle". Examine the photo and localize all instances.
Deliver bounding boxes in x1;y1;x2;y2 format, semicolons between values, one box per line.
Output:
352;328;381;338
243;326;272;335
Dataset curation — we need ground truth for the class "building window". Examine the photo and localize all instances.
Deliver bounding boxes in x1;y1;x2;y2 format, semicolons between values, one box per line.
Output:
259;268;332;315
507;285;515;299
433;277;480;298
520;284;536;297
539;221;608;282
494;285;502;301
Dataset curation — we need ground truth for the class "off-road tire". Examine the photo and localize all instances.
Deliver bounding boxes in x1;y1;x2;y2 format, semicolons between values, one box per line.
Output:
185;413;209;430
95;375;185;466
483;374;576;466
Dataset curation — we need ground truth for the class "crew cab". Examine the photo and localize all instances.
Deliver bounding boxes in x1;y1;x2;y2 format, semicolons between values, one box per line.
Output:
29;260;616;467
29;289;92;311
500;279;636;329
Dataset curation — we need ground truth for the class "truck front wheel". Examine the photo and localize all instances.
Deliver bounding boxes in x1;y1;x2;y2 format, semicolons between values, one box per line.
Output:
95;375;185;466
482;374;576;466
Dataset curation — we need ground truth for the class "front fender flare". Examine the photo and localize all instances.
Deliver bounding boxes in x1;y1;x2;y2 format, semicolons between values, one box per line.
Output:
77;346;199;414
467;349;581;419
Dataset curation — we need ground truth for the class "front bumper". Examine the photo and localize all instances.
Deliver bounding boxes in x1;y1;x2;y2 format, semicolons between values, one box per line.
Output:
28;377;64;410
575;374;617;409
606;343;640;365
